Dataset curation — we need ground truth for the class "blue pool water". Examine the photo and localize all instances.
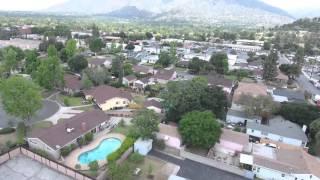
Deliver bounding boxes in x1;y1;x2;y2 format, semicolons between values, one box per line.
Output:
78;138;121;164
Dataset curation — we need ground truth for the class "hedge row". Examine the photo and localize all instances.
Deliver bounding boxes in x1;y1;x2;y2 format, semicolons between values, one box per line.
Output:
107;137;134;162
0;128;15;134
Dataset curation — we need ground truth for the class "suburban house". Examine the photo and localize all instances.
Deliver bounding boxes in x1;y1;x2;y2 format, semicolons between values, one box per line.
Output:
144;99;163;114
84;85;133;111
140;54;159;64
246;116;308;148
122;75;137;87
248;60;263;70
241;143;320;180
211;129;251;156
63;74;82;95
27;110;111;159
226;109;261;125
133;65;155;75
275;70;289;86
271;88;305;103
156;123;182;150
150;69;177;84
88;56;112;69
206;75;234;94
133;78;152;91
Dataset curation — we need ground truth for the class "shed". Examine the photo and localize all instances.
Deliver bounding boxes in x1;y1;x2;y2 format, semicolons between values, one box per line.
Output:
134;138;153;156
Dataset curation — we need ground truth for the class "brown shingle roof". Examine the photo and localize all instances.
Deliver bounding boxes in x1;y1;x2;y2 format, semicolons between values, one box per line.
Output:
220;129;249;146
153;69;176;80
124;75;137;82
133;65;152;74
29;110;110;150
84;85;133;104
64;74;82;91
144;100;162;109
206;75;233;88
158;123;181;140
89;58;106;66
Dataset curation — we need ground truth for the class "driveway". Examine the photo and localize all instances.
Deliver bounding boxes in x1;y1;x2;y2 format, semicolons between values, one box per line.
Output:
149;151;247;180
0;100;59;128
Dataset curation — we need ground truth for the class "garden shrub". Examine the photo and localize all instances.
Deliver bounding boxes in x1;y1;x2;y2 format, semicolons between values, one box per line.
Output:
60;146;71;157
128;152;144;164
107;137;135;162
153;139;165;150
89;160;99;171
64;98;70;106
84;132;93;143
0;128;15;134
75;164;81;170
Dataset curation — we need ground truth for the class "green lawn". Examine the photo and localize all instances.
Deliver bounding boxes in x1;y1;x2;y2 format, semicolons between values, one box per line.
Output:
133;95;146;105
74;105;95;112
31;121;53;130
59;95;84;106
111;125;131;136
224;75;238;81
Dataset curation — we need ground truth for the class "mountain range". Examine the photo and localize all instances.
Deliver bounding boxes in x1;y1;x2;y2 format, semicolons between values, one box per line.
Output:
47;0;295;26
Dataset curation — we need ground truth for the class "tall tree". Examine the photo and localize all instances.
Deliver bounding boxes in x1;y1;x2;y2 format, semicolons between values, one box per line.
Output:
263;50;278;81
25;50;40;75
34;57;64;90
68;54;88;73
156;52;172;68
279;64;301;80
131;109;160;140
89;38;105;53
3;48;17;75
91;24;100;37
65;39;77;58
179;111;222;148
210;52;229;74
0;76;42;121
294;47;305;67
47;45;58;58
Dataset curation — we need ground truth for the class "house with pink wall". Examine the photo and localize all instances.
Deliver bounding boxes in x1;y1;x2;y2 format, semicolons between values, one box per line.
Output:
214;129;250;156
156;123;182;149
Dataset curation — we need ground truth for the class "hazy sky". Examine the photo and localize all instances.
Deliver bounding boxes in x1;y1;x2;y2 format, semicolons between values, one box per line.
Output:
0;0;319;11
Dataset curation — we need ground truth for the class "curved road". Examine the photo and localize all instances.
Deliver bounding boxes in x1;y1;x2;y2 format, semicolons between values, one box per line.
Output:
0;100;59;128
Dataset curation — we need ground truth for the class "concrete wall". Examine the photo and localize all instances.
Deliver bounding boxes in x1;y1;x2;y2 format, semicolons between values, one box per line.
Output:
27;138;60;159
156;133;181;149
246;128;304;147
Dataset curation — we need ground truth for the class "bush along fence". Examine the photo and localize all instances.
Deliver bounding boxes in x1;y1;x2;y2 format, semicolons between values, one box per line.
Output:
0;146;95;180
107;137;135;163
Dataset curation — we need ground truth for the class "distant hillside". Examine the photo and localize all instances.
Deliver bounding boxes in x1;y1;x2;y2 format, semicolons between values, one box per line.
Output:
105;6;153;19
280;17;320;32
47;0;294;26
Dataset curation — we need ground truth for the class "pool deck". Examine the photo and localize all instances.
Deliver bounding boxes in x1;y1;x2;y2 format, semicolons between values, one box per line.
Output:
64;133;126;170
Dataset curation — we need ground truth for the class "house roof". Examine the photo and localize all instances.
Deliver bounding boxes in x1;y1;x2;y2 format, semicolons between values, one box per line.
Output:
64;74;81;91
227;109;260;120
124;75;137;82
29;110;110;150
206;75;233;88
133;65;153;74
247;116;308;142
158;123;181;140
144;99;162;109
220;129;249;146
273;89;305;102
89;58;106;66
253;144;320;177
275;70;289;81
84;85;133;104
153;69;176;81
233;82;268;102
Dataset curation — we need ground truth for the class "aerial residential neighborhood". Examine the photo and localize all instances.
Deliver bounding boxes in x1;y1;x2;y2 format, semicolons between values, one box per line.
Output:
0;1;320;180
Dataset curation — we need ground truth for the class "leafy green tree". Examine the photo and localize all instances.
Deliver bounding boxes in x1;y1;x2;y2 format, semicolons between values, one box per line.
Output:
84;67;111;86
263;50;278;81
47;45;58;58
65;39;77;58
188;57;214;74
0;76;42;121
310;119;320;139
123;63;133;76
68;55;88;73
88;160;99;171
5;46;24;61
59;48;69;63
131;109;160;140
34;57;64;90
125;43;135;51
179;111;222;148
91;24;100;37
25;50;40;75
89;38;105;53
279;64;301;80
263;42;271;50
294;47;305;67
3;48;17;75
156;52;172;68
111;55;124;79
161;77;227;122
81;73;93;89
210;52;229;74
146;32;153;39
277;103;320;126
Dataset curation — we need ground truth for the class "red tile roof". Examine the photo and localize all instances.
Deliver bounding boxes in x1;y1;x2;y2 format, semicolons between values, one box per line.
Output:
64;74;82;91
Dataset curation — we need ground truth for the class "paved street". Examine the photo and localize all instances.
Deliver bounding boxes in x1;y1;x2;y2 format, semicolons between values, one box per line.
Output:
149;151;247;180
0;100;59;128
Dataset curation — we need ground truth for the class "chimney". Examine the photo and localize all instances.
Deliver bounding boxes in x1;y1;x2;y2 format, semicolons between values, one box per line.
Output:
81;122;87;132
302;125;307;133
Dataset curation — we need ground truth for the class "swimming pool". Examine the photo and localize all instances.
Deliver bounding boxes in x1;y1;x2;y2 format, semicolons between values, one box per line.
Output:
78;138;121;164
